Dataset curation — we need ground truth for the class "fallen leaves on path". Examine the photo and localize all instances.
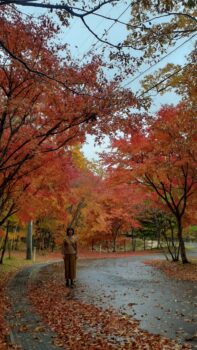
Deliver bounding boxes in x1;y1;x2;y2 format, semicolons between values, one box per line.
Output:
0;251;66;350
29;263;191;350
0;272;21;350
144;260;197;282
78;249;161;260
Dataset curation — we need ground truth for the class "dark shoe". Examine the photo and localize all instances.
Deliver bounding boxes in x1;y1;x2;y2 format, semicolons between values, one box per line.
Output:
70;280;75;288
65;279;69;287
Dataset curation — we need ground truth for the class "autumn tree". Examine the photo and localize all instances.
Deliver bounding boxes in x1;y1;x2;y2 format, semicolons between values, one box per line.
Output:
116;1;197;96
1;2;196;62
1;1;196;89
105;104;196;263
65;154;108;246
136;207;181;260
0;147;80;262
126;1;196;61
140;44;197;106
0;7;136;229
0;1;125;82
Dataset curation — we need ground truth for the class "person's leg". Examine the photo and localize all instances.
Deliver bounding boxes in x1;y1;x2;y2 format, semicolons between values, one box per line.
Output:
70;254;76;287
65;279;69;286
64;256;70;286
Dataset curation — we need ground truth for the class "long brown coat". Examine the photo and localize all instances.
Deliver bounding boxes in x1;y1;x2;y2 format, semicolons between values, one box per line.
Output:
62;236;77;280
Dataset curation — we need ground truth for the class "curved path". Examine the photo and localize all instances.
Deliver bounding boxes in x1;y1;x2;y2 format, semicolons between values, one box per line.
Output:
6;253;197;350
74;254;197;349
6;263;61;350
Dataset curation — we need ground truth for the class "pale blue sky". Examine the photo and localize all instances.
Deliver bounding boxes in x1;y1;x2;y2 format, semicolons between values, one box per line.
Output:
17;1;196;161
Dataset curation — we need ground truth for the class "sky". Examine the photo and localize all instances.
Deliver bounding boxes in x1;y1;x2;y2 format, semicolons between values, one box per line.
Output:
16;0;196;161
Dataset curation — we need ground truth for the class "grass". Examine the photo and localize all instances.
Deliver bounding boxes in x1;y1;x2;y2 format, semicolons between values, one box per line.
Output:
0;255;33;273
0;250;62;276
185;245;197;251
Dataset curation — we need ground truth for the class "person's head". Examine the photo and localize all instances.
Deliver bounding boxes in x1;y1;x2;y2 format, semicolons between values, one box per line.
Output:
66;227;74;237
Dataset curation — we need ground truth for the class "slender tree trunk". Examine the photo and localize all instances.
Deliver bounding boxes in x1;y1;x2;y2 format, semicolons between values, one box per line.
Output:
159;241;169;261
8;240;13;259
130;229;136;251
176;243;181;261
91;239;94;251
177;218;189;264
0;222;9;264
112;229;119;252
143;236;146;250
112;237;116;252
157;231;161;248
106;240;109;252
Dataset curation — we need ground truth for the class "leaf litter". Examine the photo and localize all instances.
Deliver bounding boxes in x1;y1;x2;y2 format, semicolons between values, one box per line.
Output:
28;263;191;350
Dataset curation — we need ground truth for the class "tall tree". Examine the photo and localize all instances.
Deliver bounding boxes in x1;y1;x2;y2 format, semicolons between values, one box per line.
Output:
105;103;197;263
0;8;136;228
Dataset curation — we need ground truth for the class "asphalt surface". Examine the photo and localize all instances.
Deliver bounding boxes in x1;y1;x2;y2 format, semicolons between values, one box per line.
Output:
6;263;61;350
5;249;197;350
73;253;197;349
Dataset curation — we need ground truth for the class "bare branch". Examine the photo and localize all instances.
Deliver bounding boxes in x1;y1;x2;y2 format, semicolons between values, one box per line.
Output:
0;0;116;17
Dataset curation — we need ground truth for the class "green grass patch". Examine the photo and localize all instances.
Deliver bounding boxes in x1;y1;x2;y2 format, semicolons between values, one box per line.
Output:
0;255;33;274
0;250;61;276
185;244;197;251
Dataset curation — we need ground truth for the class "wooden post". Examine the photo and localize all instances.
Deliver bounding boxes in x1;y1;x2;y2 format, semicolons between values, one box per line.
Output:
26;221;33;260
33;246;36;262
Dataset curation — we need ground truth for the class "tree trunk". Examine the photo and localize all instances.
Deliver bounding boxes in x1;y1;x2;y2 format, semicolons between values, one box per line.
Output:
91;239;94;251
8;240;13;259
0;222;9;264
157;231;161;248
130;229;136;251
112;238;116;252
112;229;119;252
106;240;109;252
177;218;189;264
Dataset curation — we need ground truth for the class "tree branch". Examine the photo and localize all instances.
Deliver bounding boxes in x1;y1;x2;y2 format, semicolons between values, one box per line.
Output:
0;0;116;17
0;40;95;96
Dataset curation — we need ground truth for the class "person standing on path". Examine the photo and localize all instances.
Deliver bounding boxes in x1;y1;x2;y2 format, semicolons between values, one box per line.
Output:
62;227;78;287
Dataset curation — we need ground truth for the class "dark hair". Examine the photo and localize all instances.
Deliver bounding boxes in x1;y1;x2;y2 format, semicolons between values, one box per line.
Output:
66;227;74;236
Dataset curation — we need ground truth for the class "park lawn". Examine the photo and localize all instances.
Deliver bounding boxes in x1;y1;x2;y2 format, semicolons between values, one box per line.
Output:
144;259;197;282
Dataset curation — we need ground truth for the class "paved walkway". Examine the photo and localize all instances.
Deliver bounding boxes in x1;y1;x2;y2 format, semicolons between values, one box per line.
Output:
6;263;61;350
75;255;197;349
6;254;197;350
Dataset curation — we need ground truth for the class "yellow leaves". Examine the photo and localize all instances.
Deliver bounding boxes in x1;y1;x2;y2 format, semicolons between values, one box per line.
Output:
71;145;89;171
33;325;45;333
